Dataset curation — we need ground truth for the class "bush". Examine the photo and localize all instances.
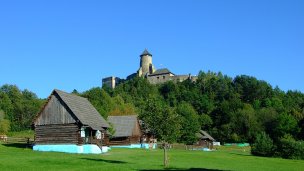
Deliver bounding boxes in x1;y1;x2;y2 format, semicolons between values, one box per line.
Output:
278;134;304;160
0;119;10;134
251;132;274;157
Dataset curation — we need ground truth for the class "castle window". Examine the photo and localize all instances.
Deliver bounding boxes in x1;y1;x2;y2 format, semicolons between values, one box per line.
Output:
149;64;153;74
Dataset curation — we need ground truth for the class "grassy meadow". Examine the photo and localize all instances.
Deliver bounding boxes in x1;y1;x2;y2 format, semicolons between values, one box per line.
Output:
1;142;304;171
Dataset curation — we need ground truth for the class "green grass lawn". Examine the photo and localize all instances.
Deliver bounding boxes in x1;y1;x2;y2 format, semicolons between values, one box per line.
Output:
7;130;34;139
0;143;303;171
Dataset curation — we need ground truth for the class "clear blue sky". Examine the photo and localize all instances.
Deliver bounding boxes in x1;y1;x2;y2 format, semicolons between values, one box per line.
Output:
0;0;303;98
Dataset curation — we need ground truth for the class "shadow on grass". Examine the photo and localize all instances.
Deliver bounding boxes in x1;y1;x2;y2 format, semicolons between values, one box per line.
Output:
2;143;30;149
228;152;251;157
140;168;228;171
81;157;128;164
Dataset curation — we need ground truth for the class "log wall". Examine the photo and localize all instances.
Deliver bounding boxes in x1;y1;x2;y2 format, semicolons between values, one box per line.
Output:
107;136;140;145
130;136;140;144
35;124;79;144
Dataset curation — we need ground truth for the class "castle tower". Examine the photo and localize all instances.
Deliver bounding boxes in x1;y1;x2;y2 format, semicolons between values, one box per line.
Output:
138;49;155;77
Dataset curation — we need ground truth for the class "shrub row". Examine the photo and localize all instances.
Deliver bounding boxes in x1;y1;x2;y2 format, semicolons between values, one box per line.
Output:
251;132;304;160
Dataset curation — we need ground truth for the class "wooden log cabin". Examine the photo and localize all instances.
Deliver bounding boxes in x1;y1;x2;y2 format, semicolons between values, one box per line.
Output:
106;115;142;146
32;89;110;154
195;130;215;149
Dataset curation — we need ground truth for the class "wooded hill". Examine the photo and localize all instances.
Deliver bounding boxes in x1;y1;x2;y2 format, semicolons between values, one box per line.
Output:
1;71;304;158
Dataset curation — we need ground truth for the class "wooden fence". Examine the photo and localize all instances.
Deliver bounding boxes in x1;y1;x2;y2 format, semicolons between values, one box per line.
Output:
0;134;7;142
0;136;34;148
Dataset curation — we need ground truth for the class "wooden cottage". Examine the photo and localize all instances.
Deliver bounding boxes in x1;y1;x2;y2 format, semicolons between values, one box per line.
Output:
33;89;110;154
196;130;215;149
106;115;142;146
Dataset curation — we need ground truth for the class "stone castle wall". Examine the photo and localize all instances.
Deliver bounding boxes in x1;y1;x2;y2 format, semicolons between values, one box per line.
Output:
102;76;121;89
147;74;198;84
147;73;174;84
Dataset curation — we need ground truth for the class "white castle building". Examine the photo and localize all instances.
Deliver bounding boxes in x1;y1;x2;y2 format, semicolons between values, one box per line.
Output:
102;49;197;89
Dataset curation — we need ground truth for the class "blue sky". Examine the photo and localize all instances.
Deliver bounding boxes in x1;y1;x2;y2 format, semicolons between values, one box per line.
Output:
0;0;303;98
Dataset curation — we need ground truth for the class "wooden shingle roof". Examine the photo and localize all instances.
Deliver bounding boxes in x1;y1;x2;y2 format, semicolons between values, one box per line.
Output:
34;89;109;130
108;115;138;137
196;130;215;141
54;89;110;130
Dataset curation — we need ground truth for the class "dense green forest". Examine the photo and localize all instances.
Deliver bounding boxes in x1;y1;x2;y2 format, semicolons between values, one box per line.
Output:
1;71;304;159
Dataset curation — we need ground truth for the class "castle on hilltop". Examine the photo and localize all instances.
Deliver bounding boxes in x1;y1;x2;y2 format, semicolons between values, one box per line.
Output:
102;49;198;89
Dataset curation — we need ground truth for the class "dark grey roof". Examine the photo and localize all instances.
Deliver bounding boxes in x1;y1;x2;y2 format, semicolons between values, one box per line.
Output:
196;130;215;141
140;49;152;57
149;68;173;76
54;89;109;130
107;115;138;137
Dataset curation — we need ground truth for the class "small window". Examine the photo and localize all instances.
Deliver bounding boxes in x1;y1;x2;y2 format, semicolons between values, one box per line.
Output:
163;76;165;79
157;77;159;80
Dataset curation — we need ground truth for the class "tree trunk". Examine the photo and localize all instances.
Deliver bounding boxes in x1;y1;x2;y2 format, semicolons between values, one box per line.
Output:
163;142;168;167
